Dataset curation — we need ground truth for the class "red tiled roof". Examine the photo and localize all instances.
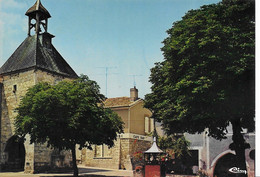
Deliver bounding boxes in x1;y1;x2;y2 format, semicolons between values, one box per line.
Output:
104;97;136;107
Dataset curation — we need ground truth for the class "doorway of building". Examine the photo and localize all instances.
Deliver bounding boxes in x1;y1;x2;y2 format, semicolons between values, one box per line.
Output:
3;136;25;171
213;153;237;177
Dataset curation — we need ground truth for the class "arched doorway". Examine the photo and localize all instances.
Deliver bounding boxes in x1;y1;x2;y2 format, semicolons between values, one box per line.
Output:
4;136;25;171
213;153;237;177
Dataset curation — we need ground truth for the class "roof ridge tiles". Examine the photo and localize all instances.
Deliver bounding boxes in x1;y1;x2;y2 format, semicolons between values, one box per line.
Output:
104;97;142;108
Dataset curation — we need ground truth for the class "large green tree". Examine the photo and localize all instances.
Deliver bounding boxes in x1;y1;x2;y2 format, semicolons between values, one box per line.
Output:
145;0;254;176
15;75;124;177
157;135;190;159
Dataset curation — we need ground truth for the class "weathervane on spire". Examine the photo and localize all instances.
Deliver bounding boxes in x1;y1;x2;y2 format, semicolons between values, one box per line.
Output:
25;0;51;36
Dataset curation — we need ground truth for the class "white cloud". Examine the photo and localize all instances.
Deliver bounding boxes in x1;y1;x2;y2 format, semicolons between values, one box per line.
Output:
0;0;28;63
0;0;28;34
0;0;26;10
0;11;27;39
2;11;23;25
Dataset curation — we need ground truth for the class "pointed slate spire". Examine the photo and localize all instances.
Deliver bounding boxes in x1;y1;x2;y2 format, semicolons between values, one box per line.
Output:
26;0;51;36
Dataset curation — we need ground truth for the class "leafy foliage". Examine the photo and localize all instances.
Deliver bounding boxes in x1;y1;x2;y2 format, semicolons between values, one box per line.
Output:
145;1;254;175
15;75;124;176
15;75;124;150
158;135;190;159
145;0;254;140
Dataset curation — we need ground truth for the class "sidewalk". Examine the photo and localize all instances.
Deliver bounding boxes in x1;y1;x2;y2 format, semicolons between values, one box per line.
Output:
0;165;134;177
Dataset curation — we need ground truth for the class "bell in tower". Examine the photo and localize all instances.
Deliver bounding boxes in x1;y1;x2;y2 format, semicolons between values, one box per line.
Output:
25;0;51;36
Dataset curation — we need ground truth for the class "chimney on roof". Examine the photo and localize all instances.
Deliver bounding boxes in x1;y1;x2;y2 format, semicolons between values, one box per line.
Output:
130;86;138;101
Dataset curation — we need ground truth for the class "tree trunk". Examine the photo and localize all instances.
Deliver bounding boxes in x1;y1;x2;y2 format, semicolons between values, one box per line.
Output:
230;120;248;177
71;145;79;177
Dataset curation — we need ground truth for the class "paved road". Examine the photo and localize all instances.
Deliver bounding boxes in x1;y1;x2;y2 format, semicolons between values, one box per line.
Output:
0;165;133;177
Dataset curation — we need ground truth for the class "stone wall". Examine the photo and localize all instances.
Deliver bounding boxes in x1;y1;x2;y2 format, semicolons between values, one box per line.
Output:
84;137;151;171
127;138;151;170
84;140;121;169
0;70;36;171
35;69;72;84
0;69;74;173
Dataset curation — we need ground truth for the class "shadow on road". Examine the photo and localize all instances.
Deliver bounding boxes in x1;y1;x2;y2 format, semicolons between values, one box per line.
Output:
40;176;108;177
39;167;112;177
40;174;115;177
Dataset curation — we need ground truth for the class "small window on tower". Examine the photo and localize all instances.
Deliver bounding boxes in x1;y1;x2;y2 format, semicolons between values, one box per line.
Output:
13;85;17;93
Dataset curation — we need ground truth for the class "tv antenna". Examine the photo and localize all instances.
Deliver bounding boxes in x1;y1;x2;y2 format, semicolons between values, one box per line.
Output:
97;66;117;97
129;74;142;87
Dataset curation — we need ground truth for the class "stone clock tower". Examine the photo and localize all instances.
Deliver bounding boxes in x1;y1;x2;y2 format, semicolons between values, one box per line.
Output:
0;0;77;173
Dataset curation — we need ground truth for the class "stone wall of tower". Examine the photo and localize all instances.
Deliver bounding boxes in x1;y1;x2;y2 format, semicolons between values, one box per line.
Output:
35;69;72;84
0;70;36;170
0;69;74;173
0;70;35;171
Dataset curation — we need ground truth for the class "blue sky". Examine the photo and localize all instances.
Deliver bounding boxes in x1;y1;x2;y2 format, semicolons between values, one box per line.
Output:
0;0;225;99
